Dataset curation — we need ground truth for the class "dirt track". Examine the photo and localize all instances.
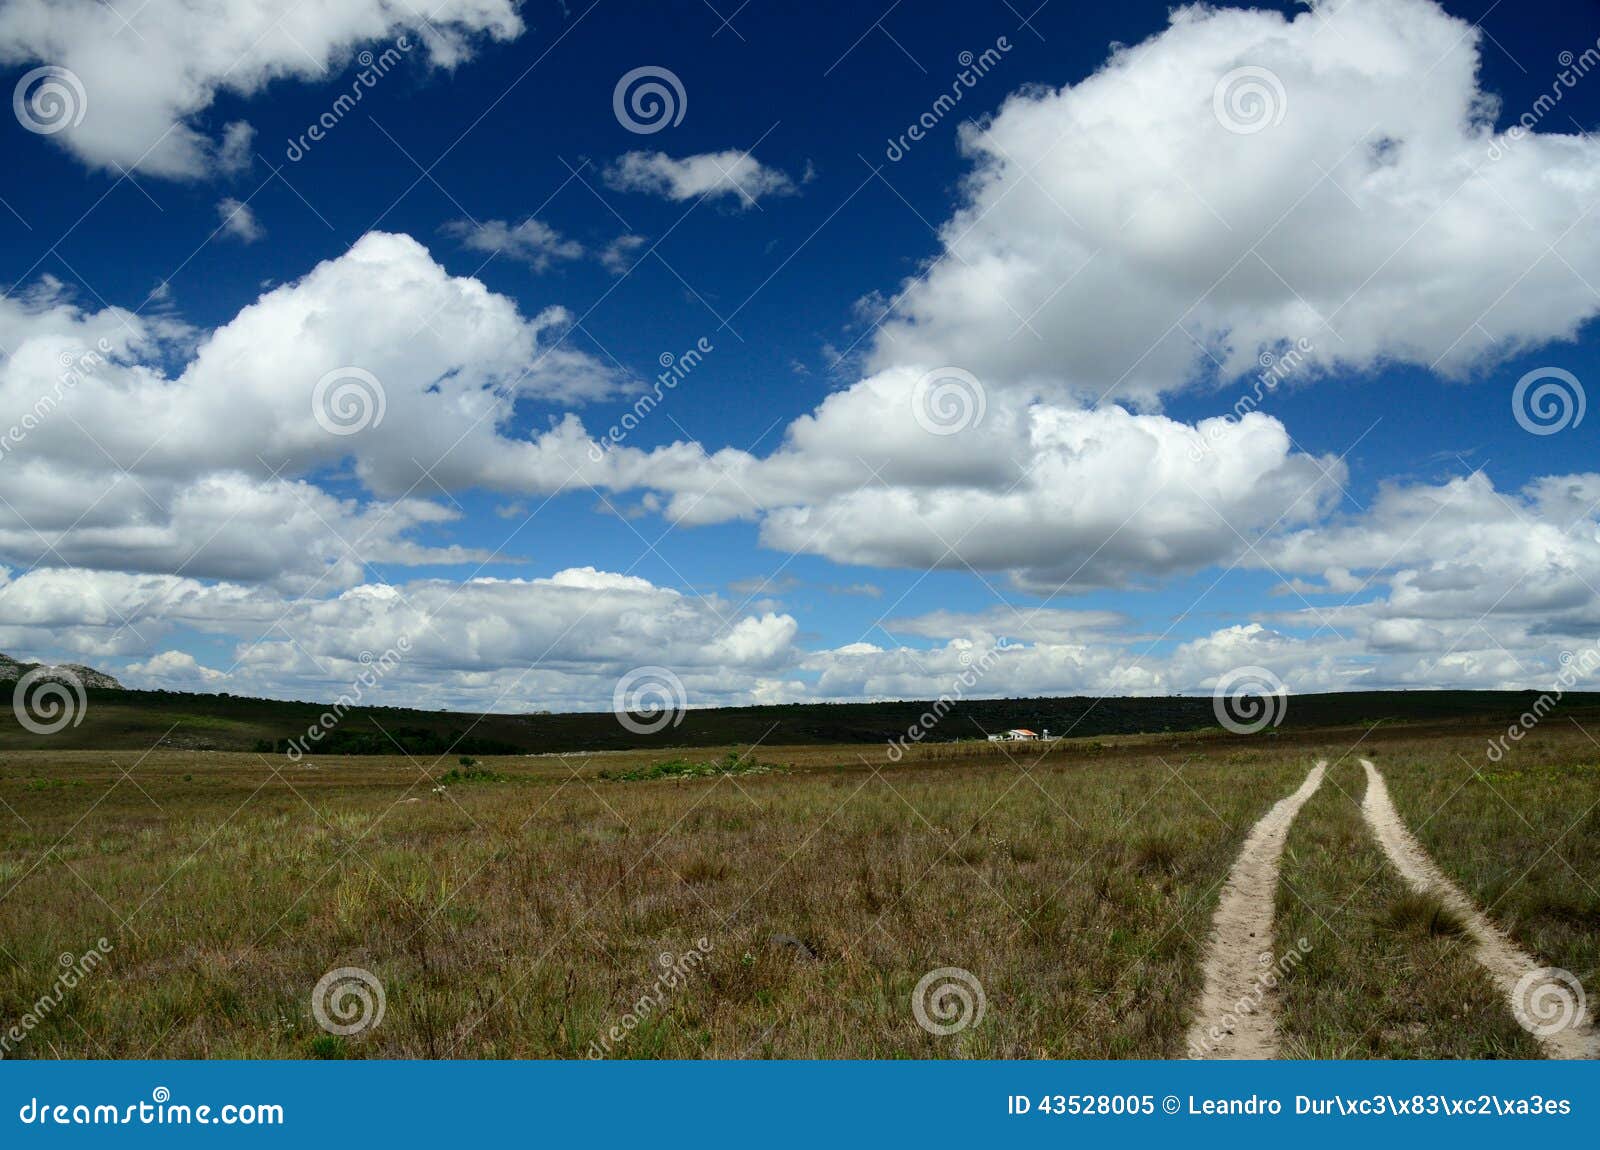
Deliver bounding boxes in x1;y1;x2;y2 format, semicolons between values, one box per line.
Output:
1187;762;1326;1059
1359;759;1600;1060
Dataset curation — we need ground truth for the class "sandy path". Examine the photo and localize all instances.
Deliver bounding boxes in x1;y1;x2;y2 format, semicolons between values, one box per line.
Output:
1187;762;1326;1059
1359;759;1600;1060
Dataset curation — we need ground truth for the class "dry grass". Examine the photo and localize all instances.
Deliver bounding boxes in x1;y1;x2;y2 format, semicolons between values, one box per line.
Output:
1377;740;1600;992
0;717;1594;1059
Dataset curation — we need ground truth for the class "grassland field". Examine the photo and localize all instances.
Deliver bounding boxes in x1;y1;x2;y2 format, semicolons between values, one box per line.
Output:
0;711;1595;1059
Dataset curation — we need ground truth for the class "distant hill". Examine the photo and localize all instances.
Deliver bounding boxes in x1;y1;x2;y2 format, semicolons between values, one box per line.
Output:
0;652;122;690
1;676;1595;756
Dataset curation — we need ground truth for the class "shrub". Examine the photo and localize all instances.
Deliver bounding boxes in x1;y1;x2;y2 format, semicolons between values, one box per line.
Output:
599;750;786;782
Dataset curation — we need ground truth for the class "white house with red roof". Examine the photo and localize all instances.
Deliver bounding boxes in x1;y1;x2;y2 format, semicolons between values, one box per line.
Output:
988;728;1046;742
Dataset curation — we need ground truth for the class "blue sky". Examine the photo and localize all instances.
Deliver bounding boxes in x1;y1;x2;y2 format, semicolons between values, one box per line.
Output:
2;0;1600;713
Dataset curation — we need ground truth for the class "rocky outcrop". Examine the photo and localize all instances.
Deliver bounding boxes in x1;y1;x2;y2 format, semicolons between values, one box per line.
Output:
0;652;122;690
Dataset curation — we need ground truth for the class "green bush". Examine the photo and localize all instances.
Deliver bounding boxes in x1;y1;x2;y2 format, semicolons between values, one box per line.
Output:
599;750;786;782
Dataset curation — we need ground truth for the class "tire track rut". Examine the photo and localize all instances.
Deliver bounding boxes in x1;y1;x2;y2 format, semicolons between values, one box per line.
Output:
1359;758;1599;1060
1187;762;1326;1059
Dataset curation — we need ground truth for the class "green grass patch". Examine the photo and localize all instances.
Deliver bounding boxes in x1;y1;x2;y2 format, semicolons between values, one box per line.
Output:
437;766;509;785
599;750;787;782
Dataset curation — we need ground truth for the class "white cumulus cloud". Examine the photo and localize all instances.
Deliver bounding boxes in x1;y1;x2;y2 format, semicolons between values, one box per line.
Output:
863;0;1600;404
0;0;523;177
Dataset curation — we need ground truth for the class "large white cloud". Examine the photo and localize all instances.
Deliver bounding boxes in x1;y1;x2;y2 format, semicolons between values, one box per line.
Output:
752;378;1343;590
802;460;1600;698
127;649;228;682
0;0;523;177
1252;470;1600;686
0;465;491;591
866;0;1600;403
0;564;802;714
546;366;1342;590
1266;471;1600;625
0;232;623;585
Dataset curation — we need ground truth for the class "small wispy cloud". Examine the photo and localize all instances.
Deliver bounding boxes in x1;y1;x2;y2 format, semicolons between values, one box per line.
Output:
600;232;648;274
828;582;883;599
604;150;796;208
216;197;263;243
444;217;584;271
729;574;803;596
